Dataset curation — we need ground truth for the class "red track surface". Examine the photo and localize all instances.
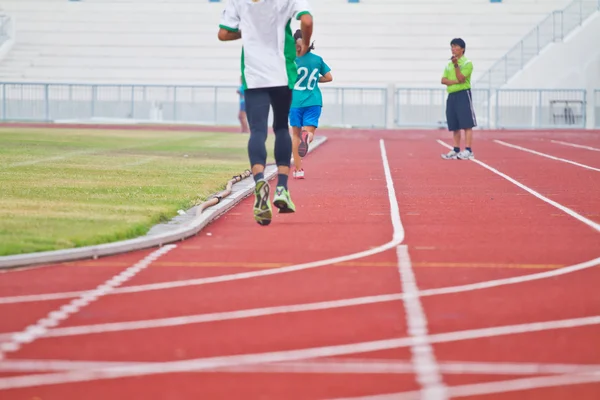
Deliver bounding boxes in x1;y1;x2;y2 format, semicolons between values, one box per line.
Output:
1;128;599;399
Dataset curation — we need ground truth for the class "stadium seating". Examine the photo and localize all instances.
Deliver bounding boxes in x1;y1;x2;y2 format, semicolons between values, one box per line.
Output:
0;0;573;87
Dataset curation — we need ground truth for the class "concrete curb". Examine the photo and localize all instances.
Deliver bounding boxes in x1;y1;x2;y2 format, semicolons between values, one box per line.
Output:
0;136;328;270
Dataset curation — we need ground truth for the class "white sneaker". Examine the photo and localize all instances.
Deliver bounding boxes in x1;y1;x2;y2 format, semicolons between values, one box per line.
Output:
293;169;305;179
441;150;458;159
457;150;474;160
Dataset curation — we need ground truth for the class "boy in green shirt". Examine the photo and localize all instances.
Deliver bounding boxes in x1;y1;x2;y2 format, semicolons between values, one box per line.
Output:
441;38;477;160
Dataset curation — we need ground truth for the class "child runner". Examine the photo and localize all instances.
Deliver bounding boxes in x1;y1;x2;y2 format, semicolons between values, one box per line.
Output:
236;76;249;133
289;29;333;179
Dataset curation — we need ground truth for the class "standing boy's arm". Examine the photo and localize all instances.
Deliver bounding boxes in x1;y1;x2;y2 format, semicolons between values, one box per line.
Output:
441;65;458;86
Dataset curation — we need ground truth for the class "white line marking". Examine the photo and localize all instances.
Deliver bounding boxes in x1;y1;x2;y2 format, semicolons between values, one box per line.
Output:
331;371;600;399
550;140;600;152
3;357;599;376
0;359;149;372
379;139;404;243
0;139;404;306
0;251;597;340
0;245;176;360
0;293;406;341
494;139;600;172
396;245;447;399
438;140;600;233
0;315;598;390
5;150;96;168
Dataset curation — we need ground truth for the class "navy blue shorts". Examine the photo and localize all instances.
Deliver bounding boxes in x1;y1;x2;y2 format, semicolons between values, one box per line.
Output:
289;106;322;128
446;89;477;132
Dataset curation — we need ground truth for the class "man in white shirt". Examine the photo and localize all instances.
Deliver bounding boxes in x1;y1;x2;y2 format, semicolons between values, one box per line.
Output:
218;0;314;227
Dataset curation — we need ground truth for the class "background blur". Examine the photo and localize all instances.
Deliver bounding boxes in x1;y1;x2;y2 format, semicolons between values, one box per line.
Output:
0;0;598;130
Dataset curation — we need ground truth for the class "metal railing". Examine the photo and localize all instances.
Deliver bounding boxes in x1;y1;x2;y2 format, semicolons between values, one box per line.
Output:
0;15;13;48
477;0;600;89
395;88;491;129
493;89;587;129
595;89;600;128
0;82;595;130
395;88;588;129
0;82;388;128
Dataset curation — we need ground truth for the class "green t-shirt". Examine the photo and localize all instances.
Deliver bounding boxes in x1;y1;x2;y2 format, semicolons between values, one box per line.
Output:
291;52;331;108
442;57;473;93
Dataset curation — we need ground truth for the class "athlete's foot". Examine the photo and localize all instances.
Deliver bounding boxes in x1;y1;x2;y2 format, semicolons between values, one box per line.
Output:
293;168;305;179
298;130;310;158
253;179;273;225
273;186;296;213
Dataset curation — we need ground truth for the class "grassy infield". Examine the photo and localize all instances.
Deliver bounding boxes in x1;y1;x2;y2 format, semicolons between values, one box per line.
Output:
0;127;274;256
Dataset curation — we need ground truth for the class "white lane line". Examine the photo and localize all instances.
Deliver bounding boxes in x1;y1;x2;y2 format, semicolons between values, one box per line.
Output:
379;139;404;243
0;359;149;372
438;140;600;233
493;139;600;172
0;293;407;341
550;140;600;152
330;371;600;399
0;139;405;305
0;245;176;360
396;245;447;399
0;251;597;340
0;257;598;342
0;315;598;390
384;136;445;398
4;357;600;376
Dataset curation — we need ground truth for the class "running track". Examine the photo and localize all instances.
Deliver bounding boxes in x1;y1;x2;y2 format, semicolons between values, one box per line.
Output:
0;128;599;399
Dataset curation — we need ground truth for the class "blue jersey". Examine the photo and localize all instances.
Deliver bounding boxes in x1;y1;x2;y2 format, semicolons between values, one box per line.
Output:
291;52;331;108
238;85;245;104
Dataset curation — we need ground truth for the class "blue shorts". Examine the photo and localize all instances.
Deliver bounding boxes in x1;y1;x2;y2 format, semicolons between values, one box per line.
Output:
240;101;246;112
289;105;322;128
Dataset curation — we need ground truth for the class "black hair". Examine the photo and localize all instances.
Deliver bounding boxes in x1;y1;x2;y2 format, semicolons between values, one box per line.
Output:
294;29;315;52
450;38;466;53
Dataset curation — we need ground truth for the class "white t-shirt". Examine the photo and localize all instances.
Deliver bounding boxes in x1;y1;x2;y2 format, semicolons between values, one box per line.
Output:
220;0;311;90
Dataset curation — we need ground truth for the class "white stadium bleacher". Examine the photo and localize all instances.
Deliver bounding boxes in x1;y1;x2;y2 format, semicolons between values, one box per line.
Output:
0;0;573;87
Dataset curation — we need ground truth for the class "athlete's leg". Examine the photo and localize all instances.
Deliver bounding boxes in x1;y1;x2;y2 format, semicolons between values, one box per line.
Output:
289;107;304;172
292;127;303;173
239;105;249;133
298;106;321;158
244;88;273;225
268;86;296;213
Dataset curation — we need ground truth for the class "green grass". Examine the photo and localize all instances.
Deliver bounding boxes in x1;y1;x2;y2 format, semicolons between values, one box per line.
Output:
0;127;275;256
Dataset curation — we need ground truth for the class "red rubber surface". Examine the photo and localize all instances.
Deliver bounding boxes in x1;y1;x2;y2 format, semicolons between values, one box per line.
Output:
0;128;599;399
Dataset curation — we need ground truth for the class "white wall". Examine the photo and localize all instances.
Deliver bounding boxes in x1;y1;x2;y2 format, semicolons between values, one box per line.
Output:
506;12;600;90
505;11;600;127
0;0;573;87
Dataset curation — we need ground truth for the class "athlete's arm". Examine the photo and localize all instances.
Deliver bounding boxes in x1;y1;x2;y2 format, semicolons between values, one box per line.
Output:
218;0;241;41
218;29;241;41
291;0;313;56
319;72;332;83
298;13;313;56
